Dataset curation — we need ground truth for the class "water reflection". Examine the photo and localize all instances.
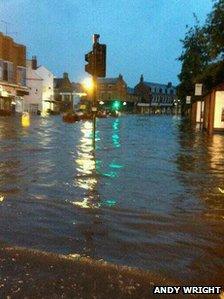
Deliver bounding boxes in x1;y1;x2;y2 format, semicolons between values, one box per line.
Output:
176;126;224;219
73;121;99;209
112;118;120;148
0;115;223;284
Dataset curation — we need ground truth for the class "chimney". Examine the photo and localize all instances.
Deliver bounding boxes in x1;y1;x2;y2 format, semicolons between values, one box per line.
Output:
32;56;37;70
118;74;123;80
140;74;144;83
63;72;68;79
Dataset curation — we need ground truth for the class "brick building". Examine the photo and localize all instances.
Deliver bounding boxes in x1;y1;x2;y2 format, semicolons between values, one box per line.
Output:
134;75;178;113
97;74;127;102
0;32;28;114
96;74;132;111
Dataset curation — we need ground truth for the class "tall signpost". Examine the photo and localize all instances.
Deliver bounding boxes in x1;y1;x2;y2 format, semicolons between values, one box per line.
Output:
85;34;106;148
195;83;203;129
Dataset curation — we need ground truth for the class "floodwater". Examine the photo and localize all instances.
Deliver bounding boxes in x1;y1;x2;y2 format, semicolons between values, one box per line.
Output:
0;115;223;285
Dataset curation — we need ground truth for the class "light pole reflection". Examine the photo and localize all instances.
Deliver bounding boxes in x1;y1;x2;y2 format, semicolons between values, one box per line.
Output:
73;121;99;209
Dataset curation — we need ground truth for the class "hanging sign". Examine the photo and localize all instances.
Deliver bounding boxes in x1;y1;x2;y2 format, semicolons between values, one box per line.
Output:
195;84;203;96
186;96;191;104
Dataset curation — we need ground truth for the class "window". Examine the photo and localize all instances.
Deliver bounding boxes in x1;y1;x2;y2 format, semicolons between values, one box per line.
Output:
159;88;162;93
170;89;174;95
8;62;14;83
1;61;14;83
0;60;3;80
17;66;26;86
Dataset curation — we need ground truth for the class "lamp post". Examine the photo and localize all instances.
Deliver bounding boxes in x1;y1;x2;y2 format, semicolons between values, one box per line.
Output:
84;34;106;148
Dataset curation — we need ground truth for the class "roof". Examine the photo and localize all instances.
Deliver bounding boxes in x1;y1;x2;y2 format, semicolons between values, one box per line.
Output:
54;78;63;89
144;81;176;89
127;87;135;94
97;78;119;84
72;82;84;93
54;77;73;92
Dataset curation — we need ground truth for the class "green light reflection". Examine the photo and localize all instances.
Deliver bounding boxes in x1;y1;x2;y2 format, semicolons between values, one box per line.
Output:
112;119;120;148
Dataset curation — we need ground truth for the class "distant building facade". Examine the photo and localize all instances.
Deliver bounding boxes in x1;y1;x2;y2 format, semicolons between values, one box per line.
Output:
96;74;137;112
97;74;127;102
134;75;178;113
54;73;73;112
71;82;87;111
0;32;28;114
24;57;54;114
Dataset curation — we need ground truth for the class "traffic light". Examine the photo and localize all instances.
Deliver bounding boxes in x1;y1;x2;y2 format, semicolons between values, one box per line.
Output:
84;44;106;77
85;51;94;75
94;43;106;77
112;100;122;111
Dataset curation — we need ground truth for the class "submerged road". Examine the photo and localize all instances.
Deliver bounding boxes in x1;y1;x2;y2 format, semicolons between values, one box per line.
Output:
0;115;223;297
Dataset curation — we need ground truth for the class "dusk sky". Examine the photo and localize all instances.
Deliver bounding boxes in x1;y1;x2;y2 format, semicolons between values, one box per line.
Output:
0;0;213;87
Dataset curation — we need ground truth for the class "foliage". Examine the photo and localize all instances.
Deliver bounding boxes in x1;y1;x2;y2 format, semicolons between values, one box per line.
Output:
177;0;224;107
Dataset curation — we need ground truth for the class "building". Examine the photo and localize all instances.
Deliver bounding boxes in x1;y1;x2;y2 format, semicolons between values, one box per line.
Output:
203;82;224;134
71;82;87;111
134;75;178;114
54;73;73;112
97;74;127;102
191;100;204;125
97;74;128;111
0;32;28;114
23;57;54;114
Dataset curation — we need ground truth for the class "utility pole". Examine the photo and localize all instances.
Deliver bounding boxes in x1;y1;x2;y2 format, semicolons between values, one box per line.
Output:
85;34;106;148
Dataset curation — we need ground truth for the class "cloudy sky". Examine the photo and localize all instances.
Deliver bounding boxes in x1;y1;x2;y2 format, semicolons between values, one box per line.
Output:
0;0;213;87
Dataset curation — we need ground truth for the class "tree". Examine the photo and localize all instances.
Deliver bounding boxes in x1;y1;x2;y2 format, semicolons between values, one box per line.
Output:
206;0;224;61
177;20;209;108
177;1;224;114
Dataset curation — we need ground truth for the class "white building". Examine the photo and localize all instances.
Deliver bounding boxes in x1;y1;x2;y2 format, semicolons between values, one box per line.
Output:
23;57;54;114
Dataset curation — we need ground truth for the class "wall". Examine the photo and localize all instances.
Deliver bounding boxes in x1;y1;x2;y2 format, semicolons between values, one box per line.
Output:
23;61;43;112
35;66;54;111
214;91;224;129
0;32;26;84
196;101;204;123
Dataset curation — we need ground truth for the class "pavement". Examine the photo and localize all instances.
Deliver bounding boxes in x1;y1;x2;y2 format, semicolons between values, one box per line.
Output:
0;245;221;299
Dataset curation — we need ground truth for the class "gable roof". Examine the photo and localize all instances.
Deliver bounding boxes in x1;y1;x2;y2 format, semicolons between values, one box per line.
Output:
54;77;73;92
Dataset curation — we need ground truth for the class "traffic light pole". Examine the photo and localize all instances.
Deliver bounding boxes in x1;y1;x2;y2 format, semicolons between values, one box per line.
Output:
92;35;99;149
92;74;97;149
85;34;106;149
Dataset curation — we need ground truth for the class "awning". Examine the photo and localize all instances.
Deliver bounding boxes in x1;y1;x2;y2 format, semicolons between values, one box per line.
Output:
43;100;57;103
17;90;29;96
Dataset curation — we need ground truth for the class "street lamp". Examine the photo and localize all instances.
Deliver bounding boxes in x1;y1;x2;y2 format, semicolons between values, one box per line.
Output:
82;77;94;93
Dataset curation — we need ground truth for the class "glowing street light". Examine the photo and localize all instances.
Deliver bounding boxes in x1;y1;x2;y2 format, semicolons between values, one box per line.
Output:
82;77;94;92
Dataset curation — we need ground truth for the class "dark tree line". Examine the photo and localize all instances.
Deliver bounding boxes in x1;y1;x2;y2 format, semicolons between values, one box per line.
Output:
177;0;224;108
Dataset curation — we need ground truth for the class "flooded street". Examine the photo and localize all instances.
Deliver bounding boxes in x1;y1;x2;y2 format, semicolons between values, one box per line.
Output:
0;115;223;285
